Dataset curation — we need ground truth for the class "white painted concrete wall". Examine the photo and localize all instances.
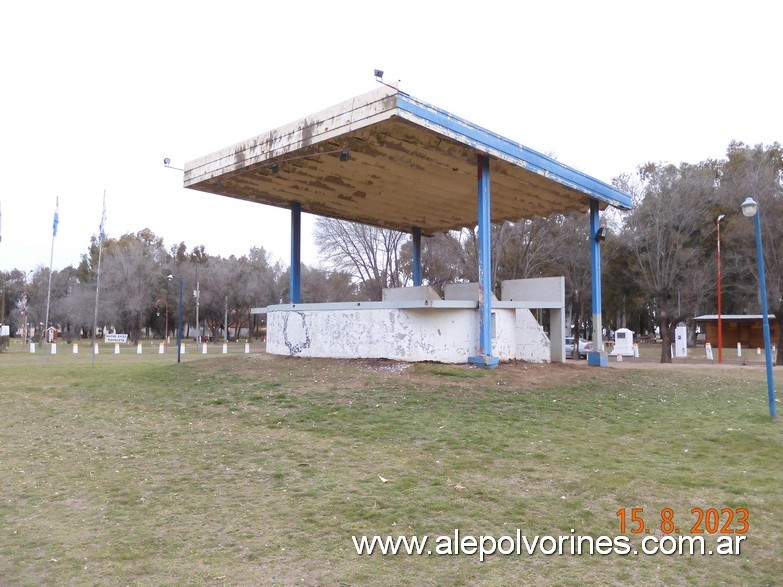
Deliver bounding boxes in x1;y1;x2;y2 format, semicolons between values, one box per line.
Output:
266;306;550;363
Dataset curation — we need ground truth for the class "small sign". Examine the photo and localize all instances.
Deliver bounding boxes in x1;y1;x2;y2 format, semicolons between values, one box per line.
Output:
105;333;128;343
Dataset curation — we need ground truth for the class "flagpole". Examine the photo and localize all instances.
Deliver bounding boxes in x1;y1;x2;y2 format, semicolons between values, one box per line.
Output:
43;197;59;366
92;192;106;367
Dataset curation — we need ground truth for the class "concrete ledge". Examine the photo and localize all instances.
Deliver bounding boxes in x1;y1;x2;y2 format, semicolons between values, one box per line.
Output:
262;301;478;312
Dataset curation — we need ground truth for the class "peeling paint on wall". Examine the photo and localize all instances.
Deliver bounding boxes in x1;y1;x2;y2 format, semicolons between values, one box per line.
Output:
283;311;311;355
267;307;550;364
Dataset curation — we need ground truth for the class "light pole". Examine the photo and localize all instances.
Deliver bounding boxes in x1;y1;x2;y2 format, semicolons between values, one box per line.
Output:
716;214;725;363
194;279;200;344
21;270;32;346
740;197;776;419
155;298;169;350
167;274;183;364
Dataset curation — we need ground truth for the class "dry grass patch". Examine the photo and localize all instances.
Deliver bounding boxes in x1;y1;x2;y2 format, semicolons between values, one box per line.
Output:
0;352;780;585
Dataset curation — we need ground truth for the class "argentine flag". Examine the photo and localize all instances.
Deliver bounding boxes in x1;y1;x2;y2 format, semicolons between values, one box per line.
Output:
53;197;59;237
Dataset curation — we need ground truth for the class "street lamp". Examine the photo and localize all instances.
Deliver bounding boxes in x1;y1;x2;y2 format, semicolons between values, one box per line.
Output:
167;274;183;364
155;298;169;350
716;214;725;363
740;197;776;419
21;270;32;346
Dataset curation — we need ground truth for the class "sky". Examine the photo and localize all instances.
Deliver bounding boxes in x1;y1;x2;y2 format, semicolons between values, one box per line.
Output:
1;1;781;273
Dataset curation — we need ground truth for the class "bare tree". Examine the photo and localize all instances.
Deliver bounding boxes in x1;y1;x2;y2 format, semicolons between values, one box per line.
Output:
718;142;783;363
624;162;718;362
314;218;408;300
101;229;168;343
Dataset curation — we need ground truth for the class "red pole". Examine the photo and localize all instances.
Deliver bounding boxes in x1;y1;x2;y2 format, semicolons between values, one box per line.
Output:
717;215;724;363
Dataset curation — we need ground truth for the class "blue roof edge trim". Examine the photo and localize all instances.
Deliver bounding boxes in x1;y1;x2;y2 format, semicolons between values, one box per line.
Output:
396;93;632;211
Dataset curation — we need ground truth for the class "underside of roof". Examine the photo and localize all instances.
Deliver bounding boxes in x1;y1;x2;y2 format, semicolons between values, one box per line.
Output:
184;87;632;236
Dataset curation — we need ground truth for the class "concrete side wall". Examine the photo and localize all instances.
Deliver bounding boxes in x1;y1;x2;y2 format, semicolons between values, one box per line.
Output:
501;277;564;306
382;286;442;302
515;309;552;363
266;307;550;363
443;282;499;302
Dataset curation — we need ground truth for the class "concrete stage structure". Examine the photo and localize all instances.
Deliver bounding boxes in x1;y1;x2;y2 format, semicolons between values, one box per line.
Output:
184;86;632;366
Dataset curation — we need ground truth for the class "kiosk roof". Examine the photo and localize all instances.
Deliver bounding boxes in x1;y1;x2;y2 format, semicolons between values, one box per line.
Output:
184;87;631;235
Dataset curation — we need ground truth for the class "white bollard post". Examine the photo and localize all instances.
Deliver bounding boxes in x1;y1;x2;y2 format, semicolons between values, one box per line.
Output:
222;343;228;354
159;342;165;354
633;343;639;358
757;347;761;355
180;343;185;355
705;342;713;361
616;353;623;362
51;343;57;355
201;343;207;354
244;342;250;354
30;343;35;353
114;343;120;355
73;343;79;355
137;343;142;354
94;343;100;354
737;342;742;357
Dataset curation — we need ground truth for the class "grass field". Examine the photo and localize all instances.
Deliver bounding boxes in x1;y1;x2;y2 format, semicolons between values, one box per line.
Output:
1;347;781;586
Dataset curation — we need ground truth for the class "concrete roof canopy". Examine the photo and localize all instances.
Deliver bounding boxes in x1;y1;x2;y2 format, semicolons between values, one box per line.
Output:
184;87;632;236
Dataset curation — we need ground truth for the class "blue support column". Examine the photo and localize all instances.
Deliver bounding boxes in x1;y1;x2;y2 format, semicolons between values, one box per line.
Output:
290;202;301;304
176;276;183;364
587;199;607;366
752;212;776;418
412;227;422;286
468;154;498;368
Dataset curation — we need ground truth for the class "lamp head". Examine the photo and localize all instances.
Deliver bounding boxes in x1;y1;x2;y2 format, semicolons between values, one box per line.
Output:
167;274;175;281
741;197;758;218
717;214;725;222
595;226;608;242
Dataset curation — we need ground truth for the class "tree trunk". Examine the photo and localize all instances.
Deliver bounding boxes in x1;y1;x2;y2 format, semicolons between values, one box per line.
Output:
571;295;581;359
659;318;673;363
132;311;142;345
